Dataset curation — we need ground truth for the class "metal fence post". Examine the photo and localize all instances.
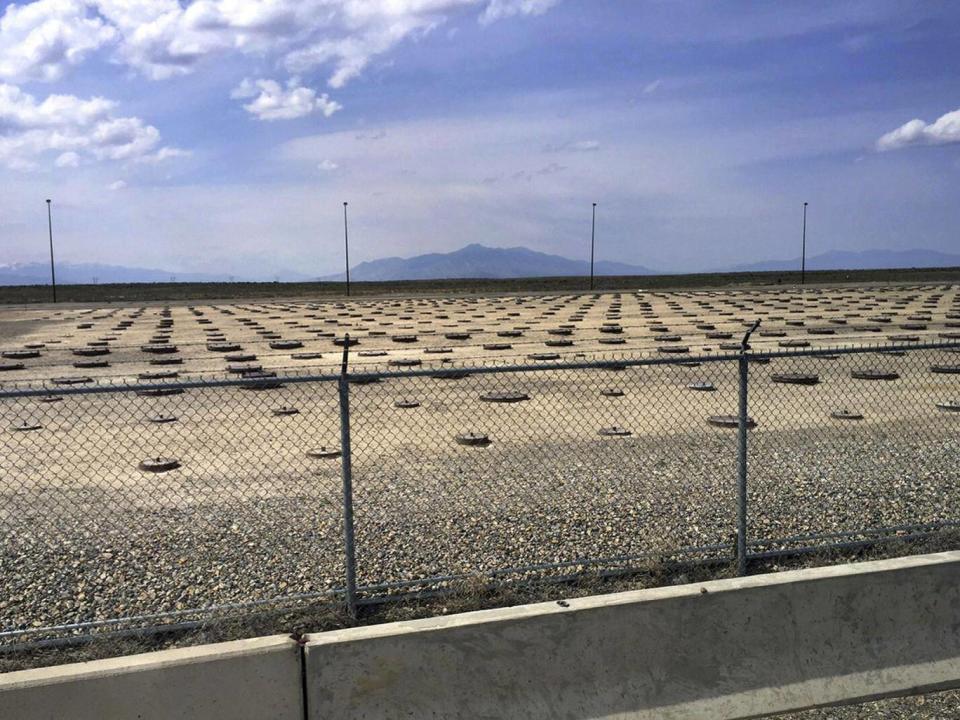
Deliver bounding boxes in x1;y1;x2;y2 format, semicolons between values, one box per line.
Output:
737;320;761;576
338;335;358;617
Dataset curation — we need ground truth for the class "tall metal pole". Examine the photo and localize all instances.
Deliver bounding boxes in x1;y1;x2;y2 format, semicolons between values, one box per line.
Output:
589;202;597;291
343;201;351;297
46;199;57;303
800;201;808;286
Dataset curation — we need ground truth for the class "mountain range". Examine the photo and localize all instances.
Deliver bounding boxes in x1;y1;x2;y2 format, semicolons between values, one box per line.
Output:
320;244;655;281
2;245;959;286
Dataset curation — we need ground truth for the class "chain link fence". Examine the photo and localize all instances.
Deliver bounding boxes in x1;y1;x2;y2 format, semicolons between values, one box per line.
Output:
2;337;959;648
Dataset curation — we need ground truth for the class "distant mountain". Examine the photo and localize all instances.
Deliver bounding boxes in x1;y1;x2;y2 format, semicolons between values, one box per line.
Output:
726;248;960;273
323;243;656;281
0;262;241;286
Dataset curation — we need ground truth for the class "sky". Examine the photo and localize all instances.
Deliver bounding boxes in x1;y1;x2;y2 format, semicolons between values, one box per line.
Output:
1;0;959;279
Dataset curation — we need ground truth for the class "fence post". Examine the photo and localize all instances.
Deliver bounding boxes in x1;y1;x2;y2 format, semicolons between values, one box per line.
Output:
338;335;358;618
737;320;761;576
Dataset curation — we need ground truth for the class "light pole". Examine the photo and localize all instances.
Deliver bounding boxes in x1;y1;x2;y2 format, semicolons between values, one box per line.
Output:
46;199;57;303
589;202;597;291
800;201;808;286
343;201;351;297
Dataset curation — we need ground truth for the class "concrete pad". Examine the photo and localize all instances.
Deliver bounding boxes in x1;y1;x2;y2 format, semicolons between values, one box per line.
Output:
0;635;302;720
304;552;960;719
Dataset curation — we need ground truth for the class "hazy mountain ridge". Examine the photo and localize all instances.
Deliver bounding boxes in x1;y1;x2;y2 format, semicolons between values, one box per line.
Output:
0;262;241;286
321;243;656;281
727;248;960;273
3;246;959;286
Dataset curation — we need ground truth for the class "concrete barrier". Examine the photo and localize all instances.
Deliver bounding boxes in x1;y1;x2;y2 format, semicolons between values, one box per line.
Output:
0;634;302;720
304;552;960;719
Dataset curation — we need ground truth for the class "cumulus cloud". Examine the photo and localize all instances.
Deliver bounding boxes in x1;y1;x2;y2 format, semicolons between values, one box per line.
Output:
55;150;79;167
481;0;559;24
108;179;126;190
231;77;341;121
0;0;116;82
0;82;186;169
876;108;960;151
0;1;562;88
317;158;338;171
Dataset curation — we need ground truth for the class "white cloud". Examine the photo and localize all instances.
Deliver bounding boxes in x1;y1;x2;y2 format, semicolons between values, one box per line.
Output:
55;150;79;167
876;108;960;151
232;77;341;121
0;82;185;169
642;79;662;95
108;179;126;190
318;158;338;171
481;0;559;24
0;0;116;82
0;1;562;93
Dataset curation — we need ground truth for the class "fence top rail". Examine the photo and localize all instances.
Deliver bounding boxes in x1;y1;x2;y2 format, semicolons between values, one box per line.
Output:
1;338;957;399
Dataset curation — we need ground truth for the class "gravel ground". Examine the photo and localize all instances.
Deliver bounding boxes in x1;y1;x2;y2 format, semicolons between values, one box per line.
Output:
1;286;959;658
781;690;960;718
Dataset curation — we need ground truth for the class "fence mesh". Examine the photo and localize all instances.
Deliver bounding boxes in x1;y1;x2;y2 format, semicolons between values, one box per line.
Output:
746;345;960;554
1;340;959;647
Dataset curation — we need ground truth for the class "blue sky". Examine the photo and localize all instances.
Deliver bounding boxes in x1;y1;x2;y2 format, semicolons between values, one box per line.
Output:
1;0;959;279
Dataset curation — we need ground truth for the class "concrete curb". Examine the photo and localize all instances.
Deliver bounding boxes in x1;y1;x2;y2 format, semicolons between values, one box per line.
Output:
0;634;302;720
304;552;960;719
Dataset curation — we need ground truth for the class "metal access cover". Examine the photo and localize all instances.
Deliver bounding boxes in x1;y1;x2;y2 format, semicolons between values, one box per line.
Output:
931;365;960;374
333;337;359;347
292;352;323;360
52;376;93;385
771;373;820;385
0;362;25;371
779;339;810;347
831;409;864;420
445;333;470;340
851;370;899;381
688;382;716;391
707;415;757;429
73;347;110;356
389;358;422;366
307;446;342;459
38;395;63;403
207;342;241;352
598;425;631;436
148;415;178;424
150;358;183;366
528;353;560;360
272;407;299;416
3;349;40;359
74;360;109;368
480;392;530;403
139;371;179;380
270;340;303;349
658;346;689;353
484;343;512;350
138;457;181;472
392;335;418;343
11;421;42;431
141;344;178;354
137;387;185;397
455;432;491;446
600;388;624;397
394;399;421;408
936;401;960;412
